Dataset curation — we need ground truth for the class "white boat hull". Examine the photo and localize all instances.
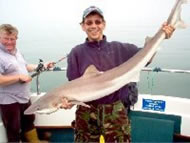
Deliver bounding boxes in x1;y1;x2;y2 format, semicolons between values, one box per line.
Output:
0;93;190;142
134;94;190;136
31;93;190;136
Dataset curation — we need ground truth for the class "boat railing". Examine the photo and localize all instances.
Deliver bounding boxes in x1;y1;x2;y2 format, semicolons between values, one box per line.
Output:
44;67;190;74
33;67;190;95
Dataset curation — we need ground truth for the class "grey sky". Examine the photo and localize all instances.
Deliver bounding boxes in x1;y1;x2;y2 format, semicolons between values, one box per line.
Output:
0;0;189;29
0;0;189;52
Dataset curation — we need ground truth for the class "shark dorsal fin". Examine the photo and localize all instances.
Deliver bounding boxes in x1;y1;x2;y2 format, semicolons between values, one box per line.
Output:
82;65;103;78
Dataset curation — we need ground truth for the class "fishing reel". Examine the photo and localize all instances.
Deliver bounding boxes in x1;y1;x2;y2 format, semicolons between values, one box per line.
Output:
31;59;45;78
31;59;45;95
35;59;44;72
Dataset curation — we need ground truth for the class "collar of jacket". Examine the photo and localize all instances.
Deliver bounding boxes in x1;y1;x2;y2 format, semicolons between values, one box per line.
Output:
85;35;107;49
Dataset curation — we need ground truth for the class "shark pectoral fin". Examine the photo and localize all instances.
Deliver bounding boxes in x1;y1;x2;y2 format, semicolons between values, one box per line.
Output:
130;72;140;82
70;101;90;108
82;65;103;78
36;107;59;114
46;108;59;115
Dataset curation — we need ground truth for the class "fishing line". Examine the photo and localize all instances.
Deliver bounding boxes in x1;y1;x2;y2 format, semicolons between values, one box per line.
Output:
148;68;161;94
147;71;155;94
53;54;68;65
147;71;151;93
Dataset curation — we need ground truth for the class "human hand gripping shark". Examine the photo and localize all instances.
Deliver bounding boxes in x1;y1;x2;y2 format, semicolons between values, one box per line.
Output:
24;0;188;115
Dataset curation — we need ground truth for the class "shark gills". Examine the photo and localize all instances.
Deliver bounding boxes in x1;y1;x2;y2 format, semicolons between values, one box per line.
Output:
24;0;188;115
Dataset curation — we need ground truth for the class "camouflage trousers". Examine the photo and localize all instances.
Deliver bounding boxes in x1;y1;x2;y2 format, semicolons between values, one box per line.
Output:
72;101;131;143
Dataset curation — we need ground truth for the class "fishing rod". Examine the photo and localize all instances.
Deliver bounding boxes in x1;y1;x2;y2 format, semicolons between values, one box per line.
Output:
31;55;68;95
30;59;44;95
31;55;68;78
31;59;44;78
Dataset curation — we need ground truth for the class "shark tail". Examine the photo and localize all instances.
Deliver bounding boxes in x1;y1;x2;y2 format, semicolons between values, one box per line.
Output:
175;0;189;29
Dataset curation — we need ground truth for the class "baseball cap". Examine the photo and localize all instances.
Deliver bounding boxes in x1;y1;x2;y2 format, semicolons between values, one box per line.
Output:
82;6;104;22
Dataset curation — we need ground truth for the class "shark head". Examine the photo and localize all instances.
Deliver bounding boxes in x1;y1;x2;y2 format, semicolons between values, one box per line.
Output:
24;102;58;115
24;103;44;115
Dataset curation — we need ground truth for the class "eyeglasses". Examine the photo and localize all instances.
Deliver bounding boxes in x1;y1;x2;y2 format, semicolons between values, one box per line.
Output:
84;20;103;26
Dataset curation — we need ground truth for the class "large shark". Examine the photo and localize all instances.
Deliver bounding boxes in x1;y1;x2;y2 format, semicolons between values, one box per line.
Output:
24;0;188;115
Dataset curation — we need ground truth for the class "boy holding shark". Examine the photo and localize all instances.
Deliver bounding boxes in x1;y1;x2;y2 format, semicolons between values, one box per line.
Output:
62;6;175;142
